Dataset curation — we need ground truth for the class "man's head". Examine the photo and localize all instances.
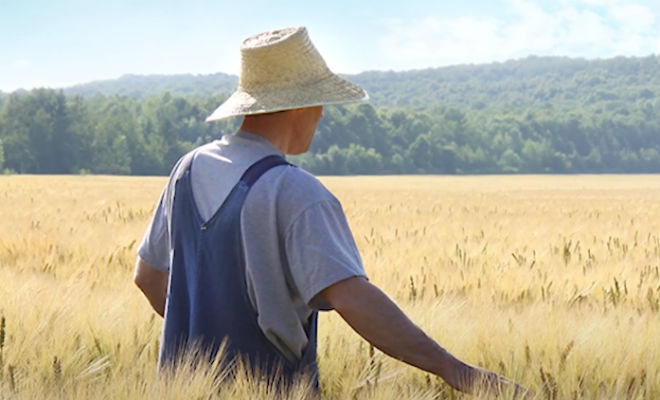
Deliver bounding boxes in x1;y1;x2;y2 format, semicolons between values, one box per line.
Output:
205;27;367;122
238;105;324;155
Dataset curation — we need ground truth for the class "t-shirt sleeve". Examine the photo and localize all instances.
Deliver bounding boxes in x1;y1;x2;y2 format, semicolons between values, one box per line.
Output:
285;198;366;310
137;188;171;272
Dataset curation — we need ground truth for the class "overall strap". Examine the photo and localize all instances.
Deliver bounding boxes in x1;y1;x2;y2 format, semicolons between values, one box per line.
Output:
240;154;290;187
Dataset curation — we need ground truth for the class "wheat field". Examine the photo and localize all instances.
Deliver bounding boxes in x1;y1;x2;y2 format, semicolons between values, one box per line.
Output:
0;174;658;399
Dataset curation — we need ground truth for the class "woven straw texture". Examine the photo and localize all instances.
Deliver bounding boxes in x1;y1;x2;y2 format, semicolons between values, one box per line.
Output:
206;27;367;121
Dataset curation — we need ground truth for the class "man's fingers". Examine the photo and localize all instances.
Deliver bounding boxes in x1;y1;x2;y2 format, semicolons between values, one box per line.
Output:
477;369;532;398
513;384;534;400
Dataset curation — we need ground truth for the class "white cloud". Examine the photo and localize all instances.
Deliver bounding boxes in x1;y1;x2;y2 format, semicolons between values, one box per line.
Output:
608;4;655;31
379;0;659;69
0;59;32;72
556;7;618;53
379;15;507;67
504;0;563;54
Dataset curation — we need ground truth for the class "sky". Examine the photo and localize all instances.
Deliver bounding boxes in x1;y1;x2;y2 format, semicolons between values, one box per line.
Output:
1;0;658;92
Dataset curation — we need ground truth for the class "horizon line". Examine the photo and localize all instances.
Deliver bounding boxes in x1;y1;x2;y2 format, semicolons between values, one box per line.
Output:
2;53;658;94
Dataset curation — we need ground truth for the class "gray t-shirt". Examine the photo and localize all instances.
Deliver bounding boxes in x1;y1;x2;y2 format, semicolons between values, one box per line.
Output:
138;130;366;361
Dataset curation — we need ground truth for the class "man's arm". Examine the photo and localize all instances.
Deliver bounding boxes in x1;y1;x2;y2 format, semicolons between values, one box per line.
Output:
133;257;169;317
320;276;527;396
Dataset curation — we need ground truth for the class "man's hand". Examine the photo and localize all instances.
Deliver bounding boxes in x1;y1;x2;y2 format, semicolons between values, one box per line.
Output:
451;363;532;398
133;257;169;317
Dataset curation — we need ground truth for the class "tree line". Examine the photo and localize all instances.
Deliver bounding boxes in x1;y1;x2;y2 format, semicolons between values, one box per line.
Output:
0;56;658;175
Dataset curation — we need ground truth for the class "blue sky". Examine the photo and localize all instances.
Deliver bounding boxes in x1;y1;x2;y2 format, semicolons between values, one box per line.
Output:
1;0;658;92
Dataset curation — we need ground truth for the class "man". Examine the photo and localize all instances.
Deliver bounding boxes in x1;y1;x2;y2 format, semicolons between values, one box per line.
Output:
134;26;526;396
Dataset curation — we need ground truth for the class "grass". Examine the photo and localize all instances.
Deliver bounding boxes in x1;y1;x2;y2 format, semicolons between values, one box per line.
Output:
0;174;658;399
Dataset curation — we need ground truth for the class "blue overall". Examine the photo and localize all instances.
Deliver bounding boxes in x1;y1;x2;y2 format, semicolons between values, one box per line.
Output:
160;154;319;387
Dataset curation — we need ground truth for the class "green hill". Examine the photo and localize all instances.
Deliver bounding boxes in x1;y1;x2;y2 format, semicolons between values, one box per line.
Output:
63;72;237;98
54;55;660;113
351;55;660;110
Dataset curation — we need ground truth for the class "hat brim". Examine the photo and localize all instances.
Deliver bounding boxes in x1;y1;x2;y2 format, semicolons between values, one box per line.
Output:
205;74;368;122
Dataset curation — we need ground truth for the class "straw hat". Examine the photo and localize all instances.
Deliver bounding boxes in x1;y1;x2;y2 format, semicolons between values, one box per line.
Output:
206;27;368;121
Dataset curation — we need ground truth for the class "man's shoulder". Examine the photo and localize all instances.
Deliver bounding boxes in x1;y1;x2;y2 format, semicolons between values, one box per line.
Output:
246;164;339;224
276;166;336;205
170;141;240;180
169;144;214;178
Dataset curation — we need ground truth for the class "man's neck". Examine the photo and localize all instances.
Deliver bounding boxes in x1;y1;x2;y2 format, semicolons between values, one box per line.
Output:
239;112;295;154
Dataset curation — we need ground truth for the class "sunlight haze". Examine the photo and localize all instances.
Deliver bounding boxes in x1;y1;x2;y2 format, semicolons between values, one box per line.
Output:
1;0;658;92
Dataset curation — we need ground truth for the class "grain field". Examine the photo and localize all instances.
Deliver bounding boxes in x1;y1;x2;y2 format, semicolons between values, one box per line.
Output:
0;174;658;399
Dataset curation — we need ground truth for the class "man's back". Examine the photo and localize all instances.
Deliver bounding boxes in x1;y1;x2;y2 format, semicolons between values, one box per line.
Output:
138;130;366;363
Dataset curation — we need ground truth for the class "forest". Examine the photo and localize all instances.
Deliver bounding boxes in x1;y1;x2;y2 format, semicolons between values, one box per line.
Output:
0;55;658;175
